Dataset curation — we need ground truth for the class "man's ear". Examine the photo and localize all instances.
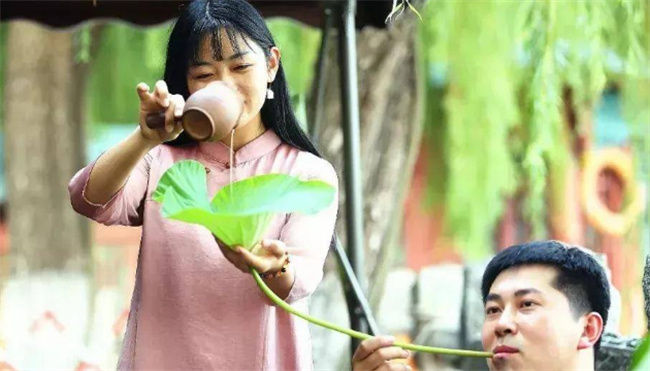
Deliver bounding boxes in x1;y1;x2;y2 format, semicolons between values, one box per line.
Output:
267;46;281;83
577;312;604;350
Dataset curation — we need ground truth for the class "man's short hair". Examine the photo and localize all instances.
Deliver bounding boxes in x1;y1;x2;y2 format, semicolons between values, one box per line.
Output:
481;240;611;352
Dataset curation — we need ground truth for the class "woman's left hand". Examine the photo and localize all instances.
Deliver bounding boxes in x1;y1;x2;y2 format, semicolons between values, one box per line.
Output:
215;237;288;275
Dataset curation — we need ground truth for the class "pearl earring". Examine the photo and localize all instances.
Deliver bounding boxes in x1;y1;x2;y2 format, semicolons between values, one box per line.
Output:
266;83;274;100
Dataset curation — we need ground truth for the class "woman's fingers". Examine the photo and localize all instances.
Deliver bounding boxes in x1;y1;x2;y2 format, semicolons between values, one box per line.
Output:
153;80;170;108
239;247;272;273
213;236;289;274
216;241;248;273
261;239;287;258
241;239;289;273
168;94;185;133
170;94;185;118
213;235;227;249
136;82;161;114
136;82;152;102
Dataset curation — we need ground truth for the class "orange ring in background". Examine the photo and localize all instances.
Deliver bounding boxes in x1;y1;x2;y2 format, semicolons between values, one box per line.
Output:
581;148;646;237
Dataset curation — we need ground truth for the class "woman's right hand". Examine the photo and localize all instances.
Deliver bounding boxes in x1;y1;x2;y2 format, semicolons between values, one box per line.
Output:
137;80;185;144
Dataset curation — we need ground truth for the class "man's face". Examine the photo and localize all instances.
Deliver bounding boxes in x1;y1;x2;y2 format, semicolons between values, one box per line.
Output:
481;265;586;371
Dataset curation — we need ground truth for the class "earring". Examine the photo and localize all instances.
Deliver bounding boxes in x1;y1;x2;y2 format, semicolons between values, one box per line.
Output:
266;83;274;100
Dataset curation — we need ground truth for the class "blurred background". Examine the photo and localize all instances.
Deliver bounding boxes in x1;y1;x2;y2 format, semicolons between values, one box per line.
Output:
0;0;648;370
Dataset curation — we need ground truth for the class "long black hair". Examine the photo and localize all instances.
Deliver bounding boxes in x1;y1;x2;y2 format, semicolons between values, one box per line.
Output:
164;0;337;250
163;0;321;159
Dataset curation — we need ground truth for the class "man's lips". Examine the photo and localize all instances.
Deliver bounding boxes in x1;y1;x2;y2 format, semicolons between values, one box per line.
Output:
493;345;519;354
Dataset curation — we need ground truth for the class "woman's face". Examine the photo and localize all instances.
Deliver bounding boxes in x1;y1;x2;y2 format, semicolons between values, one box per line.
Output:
186;30;280;131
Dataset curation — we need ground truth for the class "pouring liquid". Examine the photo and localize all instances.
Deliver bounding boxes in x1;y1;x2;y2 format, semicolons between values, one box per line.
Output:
229;128;235;197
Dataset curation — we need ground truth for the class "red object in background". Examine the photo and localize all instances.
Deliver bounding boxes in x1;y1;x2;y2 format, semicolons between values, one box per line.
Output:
549;157;587;246
597;168;625;289
0;222;143;256
403;145;462;271
0;361;17;371
29;310;66;334
497;198;518;251
0;222;9;255
94;225;141;247
594;164;644;334
75;361;101;371
112;309;130;337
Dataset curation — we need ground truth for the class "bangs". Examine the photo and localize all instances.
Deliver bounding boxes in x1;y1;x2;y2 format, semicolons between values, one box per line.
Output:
186;18;256;66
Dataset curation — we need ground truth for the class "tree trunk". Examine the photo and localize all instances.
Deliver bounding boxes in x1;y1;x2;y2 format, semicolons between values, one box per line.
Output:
311;17;424;306
4;21;89;274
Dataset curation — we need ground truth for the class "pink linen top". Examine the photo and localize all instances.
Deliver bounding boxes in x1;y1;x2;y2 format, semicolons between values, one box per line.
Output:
68;129;339;370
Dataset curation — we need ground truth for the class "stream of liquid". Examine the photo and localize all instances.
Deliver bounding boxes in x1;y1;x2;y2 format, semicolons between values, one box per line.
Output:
229;128;235;196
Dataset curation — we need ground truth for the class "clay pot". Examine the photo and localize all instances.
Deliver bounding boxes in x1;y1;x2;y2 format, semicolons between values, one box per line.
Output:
145;81;243;141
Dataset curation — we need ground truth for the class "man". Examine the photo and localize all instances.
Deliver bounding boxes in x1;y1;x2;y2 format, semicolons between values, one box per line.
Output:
352;241;611;371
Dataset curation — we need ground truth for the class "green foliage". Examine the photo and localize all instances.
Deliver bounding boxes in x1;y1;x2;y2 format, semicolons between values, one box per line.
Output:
88;22;170;126
267;18;321;99
85;19;320;128
418;0;649;259
620;0;648;78
619;0;650;229
619;0;650;187
154;160;491;358
623;77;650;179
1;2;645;261
631;335;650;371
419;0;451;65
74;24;93;64
267;18;321;128
420;85;447;208
520;0;564;238
421;0;522;259
152;160;336;249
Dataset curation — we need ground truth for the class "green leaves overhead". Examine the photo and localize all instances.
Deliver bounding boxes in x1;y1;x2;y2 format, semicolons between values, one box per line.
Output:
423;0;521;259
152;160;336;249
85;19;320;128
267;18;321;100
521;0;564;239
418;0;648;259
16;0;644;261
88;22;170;125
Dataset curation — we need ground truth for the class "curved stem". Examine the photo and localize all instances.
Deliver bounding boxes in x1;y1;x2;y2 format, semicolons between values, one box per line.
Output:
251;268;493;358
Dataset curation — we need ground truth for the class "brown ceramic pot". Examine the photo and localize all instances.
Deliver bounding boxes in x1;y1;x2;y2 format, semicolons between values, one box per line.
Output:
145;81;243;141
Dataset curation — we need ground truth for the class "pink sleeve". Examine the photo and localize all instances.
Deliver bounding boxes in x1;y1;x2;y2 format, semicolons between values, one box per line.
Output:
280;160;339;304
68;150;154;227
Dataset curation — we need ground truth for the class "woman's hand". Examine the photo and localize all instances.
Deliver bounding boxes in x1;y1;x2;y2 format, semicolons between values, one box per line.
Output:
215;238;288;275
136;80;185;144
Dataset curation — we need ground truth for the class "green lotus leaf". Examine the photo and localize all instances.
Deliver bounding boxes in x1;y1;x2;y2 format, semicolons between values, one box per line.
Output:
152;160;491;359
153;160;335;249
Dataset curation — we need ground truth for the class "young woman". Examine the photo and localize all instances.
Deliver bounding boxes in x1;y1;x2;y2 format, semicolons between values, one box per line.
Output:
69;0;338;369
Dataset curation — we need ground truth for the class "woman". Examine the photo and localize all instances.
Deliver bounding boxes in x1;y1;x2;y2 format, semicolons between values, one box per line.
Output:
68;0;338;369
